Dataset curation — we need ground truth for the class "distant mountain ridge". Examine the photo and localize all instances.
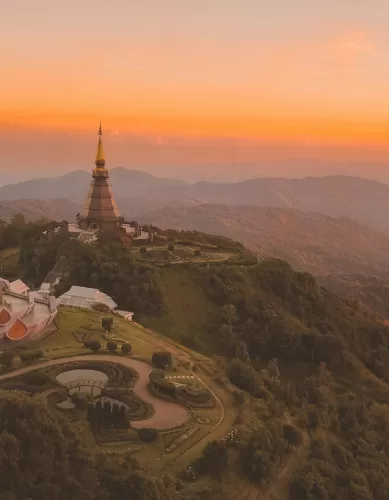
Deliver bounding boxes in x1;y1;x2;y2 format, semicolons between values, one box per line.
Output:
0;199;80;223
2;170;389;231
137;203;389;277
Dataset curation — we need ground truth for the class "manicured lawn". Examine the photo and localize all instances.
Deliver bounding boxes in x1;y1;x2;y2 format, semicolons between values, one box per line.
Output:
32;308;157;359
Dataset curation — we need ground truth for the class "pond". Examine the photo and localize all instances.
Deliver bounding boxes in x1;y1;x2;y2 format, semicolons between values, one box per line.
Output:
56;369;109;396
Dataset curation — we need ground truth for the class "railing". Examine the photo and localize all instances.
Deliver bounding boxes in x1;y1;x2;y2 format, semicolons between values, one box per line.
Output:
66;378;106;391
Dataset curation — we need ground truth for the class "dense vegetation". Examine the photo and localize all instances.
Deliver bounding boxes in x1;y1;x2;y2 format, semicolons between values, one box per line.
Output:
0;391;183;500
5;219;389;498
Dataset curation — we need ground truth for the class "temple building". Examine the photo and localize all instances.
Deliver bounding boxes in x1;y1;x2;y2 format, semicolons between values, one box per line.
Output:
78;123;122;232
42;124;155;248
0;278;57;342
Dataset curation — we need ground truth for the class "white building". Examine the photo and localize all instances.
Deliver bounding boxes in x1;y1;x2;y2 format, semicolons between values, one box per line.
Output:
57;286;118;310
0;278;57;342
116;310;134;321
7;279;29;296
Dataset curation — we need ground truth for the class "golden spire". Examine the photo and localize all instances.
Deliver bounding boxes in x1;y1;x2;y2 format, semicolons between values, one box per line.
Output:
95;122;106;168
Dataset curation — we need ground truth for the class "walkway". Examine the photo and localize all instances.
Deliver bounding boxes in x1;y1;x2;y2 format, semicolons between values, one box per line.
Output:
0;355;189;430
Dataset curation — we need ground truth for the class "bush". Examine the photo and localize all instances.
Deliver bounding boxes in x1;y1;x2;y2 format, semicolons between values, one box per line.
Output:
138;428;159;442
283;424;302;446
0;351;13;368
152;351;172;369
20;349;44;363
194;248;201;257
168;243;175;251
84;340;101;352
71;392;89;410
140;247;147;255
121;343;132;354
22;371;47;386
199;441;229;476
91;303;111;313
102;317;113;332
106;341;117;352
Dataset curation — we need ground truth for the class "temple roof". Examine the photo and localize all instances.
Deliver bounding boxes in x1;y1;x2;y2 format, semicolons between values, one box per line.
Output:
95;122;106;168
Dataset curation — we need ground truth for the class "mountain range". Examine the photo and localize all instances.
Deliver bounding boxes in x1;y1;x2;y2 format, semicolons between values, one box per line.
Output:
4;169;389;286
139;203;389;277
2;169;389;232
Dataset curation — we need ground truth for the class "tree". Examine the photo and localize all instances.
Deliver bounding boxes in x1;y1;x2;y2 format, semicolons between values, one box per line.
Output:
102;317;114;337
20;349;43;363
106;340;118;352
168;243;175;251
138;428;159;442
91;303;111;313
84;340;101;352
236;341;250;364
222;304;237;335
121;343;132;355
111;403;121;429
0;351;13;369
71;392;88;410
200;441;229;477
10;213;26;228
119;405;129;430
152;351;172;369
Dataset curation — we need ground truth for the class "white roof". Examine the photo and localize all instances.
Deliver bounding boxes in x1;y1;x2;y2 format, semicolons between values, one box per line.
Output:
133;230;149;240
117;310;134;318
57;286;117;310
122;224;136;234
8;280;29;294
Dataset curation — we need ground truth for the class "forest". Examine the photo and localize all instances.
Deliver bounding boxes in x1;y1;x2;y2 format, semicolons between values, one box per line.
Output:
3;218;389;498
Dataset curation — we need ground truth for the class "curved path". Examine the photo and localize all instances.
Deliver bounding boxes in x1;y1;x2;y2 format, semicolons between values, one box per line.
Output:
0;355;189;430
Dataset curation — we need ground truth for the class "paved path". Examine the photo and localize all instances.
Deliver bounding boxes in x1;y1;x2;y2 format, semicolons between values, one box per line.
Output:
0;355;189;430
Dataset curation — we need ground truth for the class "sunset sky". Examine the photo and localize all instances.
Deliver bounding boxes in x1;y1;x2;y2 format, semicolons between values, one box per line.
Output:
2;0;389;182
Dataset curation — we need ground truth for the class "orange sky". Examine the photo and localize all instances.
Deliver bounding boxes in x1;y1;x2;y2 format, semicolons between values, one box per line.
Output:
2;1;389;181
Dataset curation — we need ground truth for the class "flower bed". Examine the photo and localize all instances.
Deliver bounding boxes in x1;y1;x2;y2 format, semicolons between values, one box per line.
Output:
196;415;210;425
165;427;199;453
101;446;141;455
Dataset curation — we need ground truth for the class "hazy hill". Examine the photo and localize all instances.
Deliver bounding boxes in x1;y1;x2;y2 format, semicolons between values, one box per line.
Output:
2;170;389;231
0;199;80;222
0;168;187;203
139;203;389;277
319;274;389;319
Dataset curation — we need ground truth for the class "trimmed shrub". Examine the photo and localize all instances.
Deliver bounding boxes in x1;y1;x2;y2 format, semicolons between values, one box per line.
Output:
152;351;172;369
22;371;47;386
71;392;89;410
121;343;132;354
102;317;113;332
106;340;118;352
138;428;159;442
0;351;13;368
84;340;101;352
20;349;44;363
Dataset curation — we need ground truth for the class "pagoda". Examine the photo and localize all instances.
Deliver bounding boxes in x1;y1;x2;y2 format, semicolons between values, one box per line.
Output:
80;123;121;232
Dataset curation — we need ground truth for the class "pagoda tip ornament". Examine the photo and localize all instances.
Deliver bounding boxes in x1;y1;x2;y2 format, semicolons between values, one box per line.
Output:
95;122;106;168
